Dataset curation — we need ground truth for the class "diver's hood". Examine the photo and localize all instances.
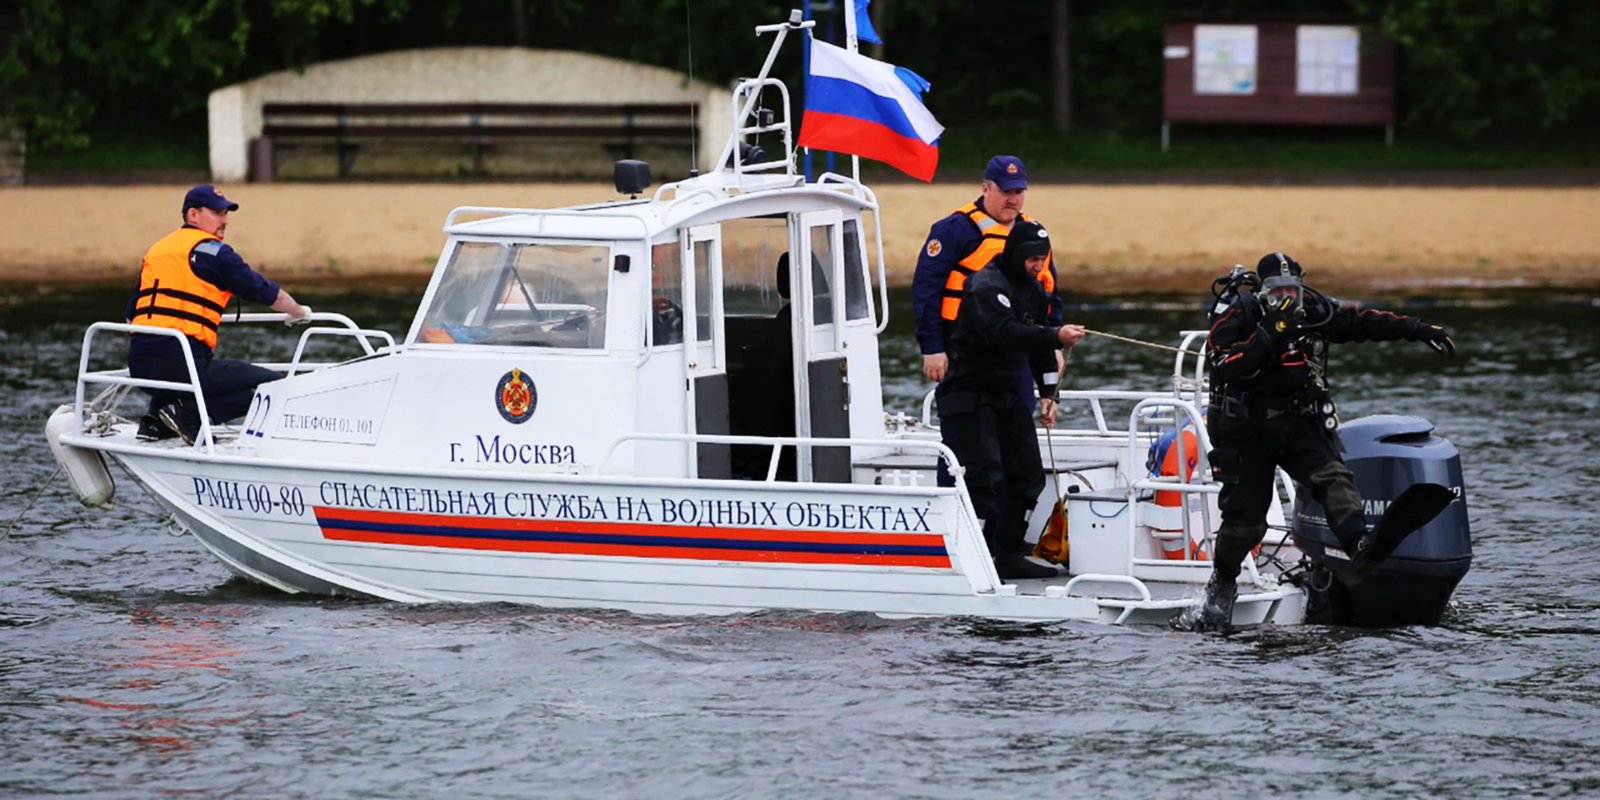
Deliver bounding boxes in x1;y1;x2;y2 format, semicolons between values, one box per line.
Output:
1001;220;1051;283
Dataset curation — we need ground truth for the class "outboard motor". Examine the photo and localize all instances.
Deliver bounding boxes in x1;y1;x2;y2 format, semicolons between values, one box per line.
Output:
1291;415;1472;627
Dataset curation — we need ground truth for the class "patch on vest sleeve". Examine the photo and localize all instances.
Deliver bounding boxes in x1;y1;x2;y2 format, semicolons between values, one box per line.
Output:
926;239;942;257
997;294;1011;308
193;241;223;257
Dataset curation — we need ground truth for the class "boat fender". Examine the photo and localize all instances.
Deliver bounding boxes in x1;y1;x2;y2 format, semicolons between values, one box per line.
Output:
45;405;115;509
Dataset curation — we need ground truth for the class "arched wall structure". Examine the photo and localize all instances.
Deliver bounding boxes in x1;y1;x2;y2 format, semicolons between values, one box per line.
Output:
208;47;732;181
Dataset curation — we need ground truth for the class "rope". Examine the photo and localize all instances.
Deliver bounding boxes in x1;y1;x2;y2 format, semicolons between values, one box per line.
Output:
2;466;61;543
1082;327;1203;357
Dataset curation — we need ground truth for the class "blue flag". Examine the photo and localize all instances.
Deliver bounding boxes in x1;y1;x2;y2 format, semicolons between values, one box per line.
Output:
854;0;882;45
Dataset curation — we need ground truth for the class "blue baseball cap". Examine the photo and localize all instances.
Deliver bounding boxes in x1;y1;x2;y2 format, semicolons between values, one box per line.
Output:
182;184;239;214
984;155;1028;191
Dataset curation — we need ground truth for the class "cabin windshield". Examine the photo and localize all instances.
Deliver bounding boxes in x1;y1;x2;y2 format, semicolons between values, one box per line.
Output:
417;240;610;348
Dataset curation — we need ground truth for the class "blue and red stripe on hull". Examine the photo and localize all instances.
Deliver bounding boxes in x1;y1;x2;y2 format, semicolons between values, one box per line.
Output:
314;506;953;568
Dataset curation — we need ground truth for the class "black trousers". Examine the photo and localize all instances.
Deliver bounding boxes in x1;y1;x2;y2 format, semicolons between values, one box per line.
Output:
935;364;1041;489
1208;411;1367;582
129;351;281;423
938;388;1045;556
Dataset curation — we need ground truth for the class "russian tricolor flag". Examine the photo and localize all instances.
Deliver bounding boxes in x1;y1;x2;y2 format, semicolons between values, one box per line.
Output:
798;38;944;182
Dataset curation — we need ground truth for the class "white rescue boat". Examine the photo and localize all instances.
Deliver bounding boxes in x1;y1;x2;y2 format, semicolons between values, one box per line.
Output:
47;14;1322;627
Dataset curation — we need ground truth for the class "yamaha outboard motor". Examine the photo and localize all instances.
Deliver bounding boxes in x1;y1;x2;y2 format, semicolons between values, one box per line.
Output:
1291;415;1472;627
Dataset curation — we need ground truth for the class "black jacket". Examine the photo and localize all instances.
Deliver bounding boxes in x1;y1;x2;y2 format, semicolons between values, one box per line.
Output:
1208;291;1423;400
944;260;1061;404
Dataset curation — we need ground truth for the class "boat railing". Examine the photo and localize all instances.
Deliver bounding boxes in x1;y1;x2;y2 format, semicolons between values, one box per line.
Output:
1127;396;1217;578
1173;329;1210;408
74;312;381;453
76;322;221;451
1075;395;1282;587
283;326;397;377
600;431;968;483
212;311;397;377
723;78;797;178
919;387;1176;438
442;205;652;238
711;11;812;182
815;172;892;335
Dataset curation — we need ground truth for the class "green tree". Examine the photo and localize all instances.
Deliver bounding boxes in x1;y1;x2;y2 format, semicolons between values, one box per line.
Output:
1359;0;1600;137
0;0;406;151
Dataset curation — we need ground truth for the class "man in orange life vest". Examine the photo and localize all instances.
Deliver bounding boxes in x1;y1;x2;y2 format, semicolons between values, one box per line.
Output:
125;185;310;444
912;155;1080;486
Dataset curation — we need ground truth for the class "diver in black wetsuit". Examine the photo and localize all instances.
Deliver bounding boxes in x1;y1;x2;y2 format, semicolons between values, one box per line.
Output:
1197;252;1457;632
938;220;1084;580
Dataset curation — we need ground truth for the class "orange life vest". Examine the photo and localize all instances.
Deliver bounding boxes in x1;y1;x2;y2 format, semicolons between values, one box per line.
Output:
938;203;1056;321
130;228;232;349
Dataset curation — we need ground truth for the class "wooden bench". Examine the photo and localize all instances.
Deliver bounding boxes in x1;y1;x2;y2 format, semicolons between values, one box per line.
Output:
254;102;698;179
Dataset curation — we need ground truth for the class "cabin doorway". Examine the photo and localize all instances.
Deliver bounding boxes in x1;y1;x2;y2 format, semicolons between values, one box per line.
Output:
681;224;730;478
721;216;797;480
719;212;856;483
793;210;851;483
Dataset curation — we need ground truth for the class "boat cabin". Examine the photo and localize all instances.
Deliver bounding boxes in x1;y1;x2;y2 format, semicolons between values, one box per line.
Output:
381;176;891;482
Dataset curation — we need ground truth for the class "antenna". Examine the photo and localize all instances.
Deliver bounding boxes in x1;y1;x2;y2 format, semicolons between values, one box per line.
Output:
685;0;699;176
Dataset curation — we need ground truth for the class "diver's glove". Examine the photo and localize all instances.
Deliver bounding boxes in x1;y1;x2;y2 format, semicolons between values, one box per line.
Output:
1259;294;1300;340
1413;322;1456;356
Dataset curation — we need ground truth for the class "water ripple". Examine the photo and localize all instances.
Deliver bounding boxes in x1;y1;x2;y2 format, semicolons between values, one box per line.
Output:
3;291;1599;797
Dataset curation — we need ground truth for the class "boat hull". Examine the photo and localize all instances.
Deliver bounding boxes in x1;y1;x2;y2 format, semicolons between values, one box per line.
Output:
102;444;1303;625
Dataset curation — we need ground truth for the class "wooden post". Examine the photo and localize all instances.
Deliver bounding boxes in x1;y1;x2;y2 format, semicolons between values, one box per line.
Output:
1052;0;1073;131
0;128;23;187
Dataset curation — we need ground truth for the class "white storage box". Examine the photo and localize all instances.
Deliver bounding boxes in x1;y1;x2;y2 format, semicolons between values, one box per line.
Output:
1066;491;1135;576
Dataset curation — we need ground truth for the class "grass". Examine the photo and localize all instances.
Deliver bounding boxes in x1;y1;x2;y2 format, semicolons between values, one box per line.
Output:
25;119;1600;179
27;130;208;172
931;122;1600;175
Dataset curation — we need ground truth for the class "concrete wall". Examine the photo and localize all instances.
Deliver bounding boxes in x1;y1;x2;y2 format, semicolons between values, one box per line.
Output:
208;48;732;181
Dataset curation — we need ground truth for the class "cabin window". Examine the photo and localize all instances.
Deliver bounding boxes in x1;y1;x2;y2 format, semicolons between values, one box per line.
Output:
809;224;835;325
418;240;610;349
842;220;870;321
720;217;790;317
650;242;685;346
692;238;715;343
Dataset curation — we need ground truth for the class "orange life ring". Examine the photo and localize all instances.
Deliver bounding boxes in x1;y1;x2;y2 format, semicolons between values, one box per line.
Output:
1151;425;1209;561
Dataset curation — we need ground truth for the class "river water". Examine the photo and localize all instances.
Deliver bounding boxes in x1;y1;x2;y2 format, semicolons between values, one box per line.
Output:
3;287;1598;798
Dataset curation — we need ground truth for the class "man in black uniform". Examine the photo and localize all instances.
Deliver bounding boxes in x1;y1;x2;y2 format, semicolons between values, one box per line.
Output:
1198;252;1456;631
939;220;1084;580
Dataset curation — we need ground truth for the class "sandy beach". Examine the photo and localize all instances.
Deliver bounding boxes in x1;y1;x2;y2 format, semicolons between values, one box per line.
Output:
3;181;1598;294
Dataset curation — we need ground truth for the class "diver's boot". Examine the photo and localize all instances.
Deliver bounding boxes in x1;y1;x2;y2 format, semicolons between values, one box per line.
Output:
1196;572;1238;633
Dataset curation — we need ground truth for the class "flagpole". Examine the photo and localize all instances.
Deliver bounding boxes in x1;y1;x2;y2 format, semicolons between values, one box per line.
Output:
843;0;862;182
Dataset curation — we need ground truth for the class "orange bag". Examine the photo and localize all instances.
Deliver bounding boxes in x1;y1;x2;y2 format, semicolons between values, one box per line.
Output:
1032;425;1069;566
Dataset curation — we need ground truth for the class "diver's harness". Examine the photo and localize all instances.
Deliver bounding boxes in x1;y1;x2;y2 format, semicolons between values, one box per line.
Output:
1207;265;1340;430
1209;385;1337;428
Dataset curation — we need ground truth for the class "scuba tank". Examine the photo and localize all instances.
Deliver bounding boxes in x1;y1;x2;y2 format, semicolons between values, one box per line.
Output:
1208;265;1259;324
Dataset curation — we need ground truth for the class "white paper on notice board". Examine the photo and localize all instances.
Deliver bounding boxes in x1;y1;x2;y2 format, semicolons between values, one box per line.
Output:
1193;25;1257;95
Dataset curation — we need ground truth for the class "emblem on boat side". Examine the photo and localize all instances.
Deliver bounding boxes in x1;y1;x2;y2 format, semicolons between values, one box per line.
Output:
495;368;537;424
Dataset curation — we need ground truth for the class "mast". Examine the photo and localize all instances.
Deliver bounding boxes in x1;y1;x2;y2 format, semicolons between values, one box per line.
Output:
842;0;863;183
